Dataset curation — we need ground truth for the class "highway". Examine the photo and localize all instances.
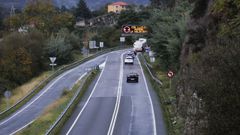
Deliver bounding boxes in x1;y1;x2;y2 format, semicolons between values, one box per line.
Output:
61;51;167;135
0;51;123;135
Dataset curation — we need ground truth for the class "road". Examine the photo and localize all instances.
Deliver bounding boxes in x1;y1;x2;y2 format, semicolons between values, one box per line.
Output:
0;50;124;135
61;51;167;135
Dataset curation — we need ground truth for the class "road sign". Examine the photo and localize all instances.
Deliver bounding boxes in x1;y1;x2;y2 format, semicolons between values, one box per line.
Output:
50;63;57;66
145;47;150;53
149;51;154;57
120;37;125;42
49;57;56;63
4;91;11;98
4;90;11;109
150;57;155;63
122;26;132;33
99;42;104;48
121;25;148;35
89;41;96;49
167;71;174;78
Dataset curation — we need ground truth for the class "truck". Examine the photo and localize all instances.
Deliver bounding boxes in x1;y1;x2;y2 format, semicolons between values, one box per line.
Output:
133;38;147;52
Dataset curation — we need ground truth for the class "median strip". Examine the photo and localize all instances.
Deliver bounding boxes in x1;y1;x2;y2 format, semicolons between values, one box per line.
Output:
14;70;99;135
0;47;125;121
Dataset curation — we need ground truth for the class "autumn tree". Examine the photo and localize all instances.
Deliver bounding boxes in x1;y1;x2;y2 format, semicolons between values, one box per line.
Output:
0;31;45;86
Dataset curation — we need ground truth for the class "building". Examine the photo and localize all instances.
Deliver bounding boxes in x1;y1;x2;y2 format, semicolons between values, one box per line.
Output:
107;1;128;13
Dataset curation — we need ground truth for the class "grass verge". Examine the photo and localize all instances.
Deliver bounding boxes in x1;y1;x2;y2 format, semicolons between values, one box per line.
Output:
139;55;183;135
0;46;124;121
16;70;99;135
0;71;51;112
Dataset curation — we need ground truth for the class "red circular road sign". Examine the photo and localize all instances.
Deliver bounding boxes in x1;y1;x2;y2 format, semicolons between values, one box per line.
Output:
167;71;174;78
123;26;131;33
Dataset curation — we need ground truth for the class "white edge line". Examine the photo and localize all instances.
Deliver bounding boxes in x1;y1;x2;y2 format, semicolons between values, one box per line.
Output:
11;72;89;135
107;52;124;135
70;72;88;90
127;96;134;135
137;56;157;135
1;50;124;130
0;51;115;125
0;68;75;126
66;57;108;135
9;119;35;135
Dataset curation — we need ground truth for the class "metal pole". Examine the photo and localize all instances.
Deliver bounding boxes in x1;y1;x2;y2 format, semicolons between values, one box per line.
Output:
6;98;9;109
169;78;172;91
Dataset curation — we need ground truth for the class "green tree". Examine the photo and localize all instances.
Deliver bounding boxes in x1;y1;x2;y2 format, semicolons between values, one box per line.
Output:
75;0;92;19
0;5;3;30
45;29;73;63
143;1;190;71
150;0;162;7
0;31;45;85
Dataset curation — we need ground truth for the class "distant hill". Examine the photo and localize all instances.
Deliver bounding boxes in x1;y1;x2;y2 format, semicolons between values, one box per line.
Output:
0;0;150;11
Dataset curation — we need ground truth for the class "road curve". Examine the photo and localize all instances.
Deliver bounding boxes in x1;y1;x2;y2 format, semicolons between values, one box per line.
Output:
0;51;124;135
61;52;167;135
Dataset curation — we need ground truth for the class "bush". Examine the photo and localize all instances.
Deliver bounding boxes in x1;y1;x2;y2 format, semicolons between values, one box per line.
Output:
190;44;240;135
0;31;45;86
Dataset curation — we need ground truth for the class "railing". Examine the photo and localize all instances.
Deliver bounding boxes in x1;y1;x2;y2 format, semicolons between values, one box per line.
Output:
141;54;163;85
0;46;128;120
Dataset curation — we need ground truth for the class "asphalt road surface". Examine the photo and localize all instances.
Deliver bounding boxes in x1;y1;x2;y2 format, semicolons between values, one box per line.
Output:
0;50;125;135
61;51;167;135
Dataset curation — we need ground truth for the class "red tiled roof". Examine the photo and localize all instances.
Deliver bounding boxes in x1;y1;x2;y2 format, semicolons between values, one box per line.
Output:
111;1;128;6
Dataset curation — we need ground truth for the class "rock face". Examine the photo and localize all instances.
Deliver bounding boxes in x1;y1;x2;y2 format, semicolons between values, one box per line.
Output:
176;0;217;134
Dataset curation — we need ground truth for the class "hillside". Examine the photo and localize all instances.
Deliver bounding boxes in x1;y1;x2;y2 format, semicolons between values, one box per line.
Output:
0;0;149;10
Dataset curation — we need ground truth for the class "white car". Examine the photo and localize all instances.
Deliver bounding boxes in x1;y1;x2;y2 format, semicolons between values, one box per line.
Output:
124;56;134;64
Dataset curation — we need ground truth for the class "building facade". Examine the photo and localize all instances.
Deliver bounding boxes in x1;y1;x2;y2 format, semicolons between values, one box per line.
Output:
107;2;128;13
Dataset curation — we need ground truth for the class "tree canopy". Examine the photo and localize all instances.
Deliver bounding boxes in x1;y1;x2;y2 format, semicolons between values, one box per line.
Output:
75;0;92;19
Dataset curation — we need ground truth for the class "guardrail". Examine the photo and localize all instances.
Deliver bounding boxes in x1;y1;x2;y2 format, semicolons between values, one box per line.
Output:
45;70;98;135
0;46;128;120
141;54;163;85
139;54;175;135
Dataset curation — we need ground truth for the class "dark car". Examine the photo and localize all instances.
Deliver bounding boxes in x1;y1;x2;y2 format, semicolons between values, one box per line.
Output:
127;73;139;83
126;51;136;58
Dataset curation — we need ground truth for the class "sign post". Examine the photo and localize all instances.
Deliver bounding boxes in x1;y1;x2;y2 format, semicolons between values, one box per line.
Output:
4;90;12;109
149;51;155;63
120;37;125;48
167;71;174;91
99;42;104;51
49;57;57;71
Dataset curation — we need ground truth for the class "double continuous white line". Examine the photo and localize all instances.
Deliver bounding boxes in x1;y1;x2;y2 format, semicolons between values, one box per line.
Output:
3;55;109;134
8;73;88;135
107;53;124;135
66;57;109;135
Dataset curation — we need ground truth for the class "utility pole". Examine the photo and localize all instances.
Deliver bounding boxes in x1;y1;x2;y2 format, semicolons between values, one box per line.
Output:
10;4;16;17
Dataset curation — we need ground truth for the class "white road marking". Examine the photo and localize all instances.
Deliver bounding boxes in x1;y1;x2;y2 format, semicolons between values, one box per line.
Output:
77;72;88;82
107;52;124;135
9;119;35;135
137;56;157;135
70;72;88;90
66;57;108;135
128;96;134;135
7;72;88;134
0;68;76;126
0;51;114;126
0;50;126;134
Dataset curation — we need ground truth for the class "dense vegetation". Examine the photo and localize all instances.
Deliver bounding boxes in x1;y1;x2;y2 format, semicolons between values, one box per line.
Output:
176;0;240;134
0;1;82;91
0;0;239;134
144;0;191;71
